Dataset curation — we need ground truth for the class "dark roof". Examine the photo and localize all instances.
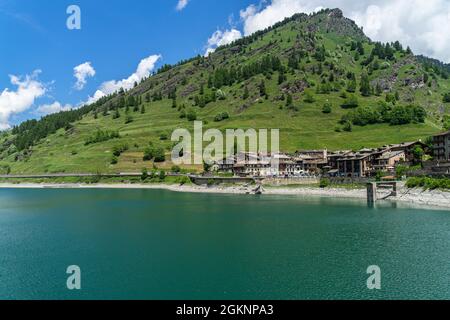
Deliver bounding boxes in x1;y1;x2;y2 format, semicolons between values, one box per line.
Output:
389;141;427;149
377;150;405;160
296;149;326;153
337;153;371;161
433;130;450;138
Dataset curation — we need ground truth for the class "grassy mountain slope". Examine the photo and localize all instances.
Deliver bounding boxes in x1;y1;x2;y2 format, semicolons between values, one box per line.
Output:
0;8;449;174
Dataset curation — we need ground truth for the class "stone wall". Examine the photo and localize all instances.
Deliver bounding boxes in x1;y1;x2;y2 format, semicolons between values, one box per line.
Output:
329;177;372;184
261;177;320;186
190;176;255;185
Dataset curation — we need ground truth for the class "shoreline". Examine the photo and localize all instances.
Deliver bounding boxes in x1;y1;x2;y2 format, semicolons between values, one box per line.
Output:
0;182;448;209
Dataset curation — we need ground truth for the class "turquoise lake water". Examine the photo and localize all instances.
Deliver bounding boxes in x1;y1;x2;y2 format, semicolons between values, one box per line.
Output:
0;188;449;300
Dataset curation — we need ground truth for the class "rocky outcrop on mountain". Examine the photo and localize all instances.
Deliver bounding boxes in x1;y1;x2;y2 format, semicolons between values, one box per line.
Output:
281;79;309;94
321;8;368;41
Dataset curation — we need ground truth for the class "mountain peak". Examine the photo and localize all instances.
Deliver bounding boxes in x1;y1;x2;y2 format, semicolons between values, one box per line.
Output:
327;8;344;18
309;8;367;42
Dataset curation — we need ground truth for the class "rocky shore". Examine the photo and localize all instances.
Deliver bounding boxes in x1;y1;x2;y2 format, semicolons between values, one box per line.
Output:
0;182;448;209
395;186;450;208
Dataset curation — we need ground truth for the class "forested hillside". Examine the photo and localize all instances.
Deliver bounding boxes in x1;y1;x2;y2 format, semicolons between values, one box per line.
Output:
1;8;449;174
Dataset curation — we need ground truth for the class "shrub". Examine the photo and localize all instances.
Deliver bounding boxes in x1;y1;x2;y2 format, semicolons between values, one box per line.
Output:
125;115;133;124
343;121;353;132
341;94;359;109
143;147;154;161
443;92;450;103
141;168;149;181
343;104;426;127
159;132;169;140
347;107;381;126
112;143;129;157
187;109;197;121
322;103;332;114
153;147;166;162
411;105;426;123
89;173;102;184
406;177;450;190
110;156;118;165
216;89;226;100
143;142;159;161
214;112;230;122
177;176;191;185
444;115;450;130
304;91;315;103
319;178;330;188
412;146;424;163
171;165;181;173
112;109;120;119
85;130;120;146
159;170;166;181
0;165;11;175
389;105;412;125
395;165;409;179
380;61;390;69
375;171;385;181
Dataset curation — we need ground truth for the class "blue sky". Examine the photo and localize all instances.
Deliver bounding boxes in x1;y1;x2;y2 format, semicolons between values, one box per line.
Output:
0;0;254;128
1;0;449;129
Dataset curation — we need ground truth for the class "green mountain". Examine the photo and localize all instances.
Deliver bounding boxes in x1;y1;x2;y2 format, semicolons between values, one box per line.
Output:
1;8;449;174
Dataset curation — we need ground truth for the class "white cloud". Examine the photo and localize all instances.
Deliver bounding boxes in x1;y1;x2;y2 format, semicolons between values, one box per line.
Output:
204;29;242;56
176;0;190;11
240;4;258;21
239;0;450;62
0;70;46;130
73;62;96;90
350;0;450;62
240;0;313;36
36;101;72;115
86;54;161;104
86;90;107;105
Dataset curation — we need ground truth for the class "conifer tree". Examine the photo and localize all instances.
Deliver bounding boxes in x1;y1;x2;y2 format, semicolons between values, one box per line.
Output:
278;70;287;85
347;79;357;93
113;108;120;119
360;72;371;97
375;83;383;96
259;80;266;97
243;87;249;100
286;94;293;107
357;41;365;55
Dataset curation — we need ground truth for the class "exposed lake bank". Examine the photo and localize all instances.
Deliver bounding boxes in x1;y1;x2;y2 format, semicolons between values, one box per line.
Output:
0;181;448;209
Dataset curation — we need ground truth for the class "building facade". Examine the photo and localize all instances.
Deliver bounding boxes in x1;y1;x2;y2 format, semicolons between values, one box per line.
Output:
213;140;427;178
432;131;450;161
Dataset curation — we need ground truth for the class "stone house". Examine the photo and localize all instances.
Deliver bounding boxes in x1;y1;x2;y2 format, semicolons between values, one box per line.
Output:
432;131;450;161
